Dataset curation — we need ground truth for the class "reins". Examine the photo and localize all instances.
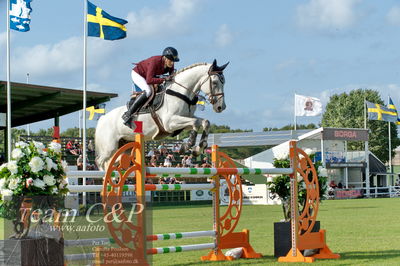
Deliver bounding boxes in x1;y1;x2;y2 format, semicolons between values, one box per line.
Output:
168;68;225;106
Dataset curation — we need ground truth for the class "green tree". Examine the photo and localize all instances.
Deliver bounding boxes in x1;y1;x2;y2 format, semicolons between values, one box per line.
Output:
321;89;400;163
263;123;318;131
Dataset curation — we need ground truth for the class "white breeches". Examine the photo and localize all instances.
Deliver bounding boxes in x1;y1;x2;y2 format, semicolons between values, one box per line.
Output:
131;70;152;97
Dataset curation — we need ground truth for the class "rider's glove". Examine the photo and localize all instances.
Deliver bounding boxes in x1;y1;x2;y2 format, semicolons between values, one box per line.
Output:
165;75;174;82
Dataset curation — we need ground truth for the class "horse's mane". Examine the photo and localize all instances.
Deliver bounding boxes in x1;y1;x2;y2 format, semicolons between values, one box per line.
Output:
175;62;208;75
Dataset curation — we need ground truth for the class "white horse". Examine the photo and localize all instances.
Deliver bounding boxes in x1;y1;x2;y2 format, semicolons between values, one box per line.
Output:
95;60;229;170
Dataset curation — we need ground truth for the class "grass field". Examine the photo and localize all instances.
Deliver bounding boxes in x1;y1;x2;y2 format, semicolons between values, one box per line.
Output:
1;198;400;265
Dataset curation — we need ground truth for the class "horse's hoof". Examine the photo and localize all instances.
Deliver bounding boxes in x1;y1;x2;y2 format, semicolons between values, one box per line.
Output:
192;146;201;157
179;145;186;154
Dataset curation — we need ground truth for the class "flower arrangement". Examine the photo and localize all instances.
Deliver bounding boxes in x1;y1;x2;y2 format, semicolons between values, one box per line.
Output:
267;150;328;221
0;141;69;203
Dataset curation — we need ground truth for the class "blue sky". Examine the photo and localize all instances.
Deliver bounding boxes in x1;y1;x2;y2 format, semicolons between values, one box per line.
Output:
2;0;400;133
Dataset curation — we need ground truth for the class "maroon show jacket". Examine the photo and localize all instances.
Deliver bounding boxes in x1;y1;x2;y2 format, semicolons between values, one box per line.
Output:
133;55;174;85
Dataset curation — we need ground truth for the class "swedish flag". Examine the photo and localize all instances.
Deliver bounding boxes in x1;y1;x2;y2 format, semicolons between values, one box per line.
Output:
366;100;398;123
87;1;127;40
387;97;400;125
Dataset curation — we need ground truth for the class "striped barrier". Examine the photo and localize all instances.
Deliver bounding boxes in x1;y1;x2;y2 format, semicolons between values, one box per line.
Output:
64;133;338;264
68;183;214;193
98;134;270;264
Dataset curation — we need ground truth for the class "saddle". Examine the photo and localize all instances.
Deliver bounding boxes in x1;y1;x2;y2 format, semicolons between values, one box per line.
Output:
127;84;166;115
127;84;177;139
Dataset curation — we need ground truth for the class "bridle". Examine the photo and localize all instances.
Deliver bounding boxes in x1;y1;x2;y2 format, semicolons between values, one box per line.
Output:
171;69;225;105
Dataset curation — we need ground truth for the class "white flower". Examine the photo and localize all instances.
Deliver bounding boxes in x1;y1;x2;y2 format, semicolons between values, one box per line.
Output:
33;141;45;155
318;166;328;177
49;142;61;154
61;160;68;172
15;141;28;148
59;178;68;189
33;141;45;150
0;179;6;190
45;157;57;171
7;161;18;174
1;189;13;200
11;148;24;160
33;178;46;190
29;157;44;173
43;175;56;186
8;177;21;190
51;187;58;194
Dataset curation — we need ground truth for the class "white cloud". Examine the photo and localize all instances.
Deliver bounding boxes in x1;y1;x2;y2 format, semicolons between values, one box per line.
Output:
214;24;233;47
126;0;200;39
296;0;361;30
11;37;118;79
386;6;400;26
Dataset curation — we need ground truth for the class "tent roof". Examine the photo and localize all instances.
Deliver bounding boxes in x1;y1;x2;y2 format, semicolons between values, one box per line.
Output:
0;81;118;128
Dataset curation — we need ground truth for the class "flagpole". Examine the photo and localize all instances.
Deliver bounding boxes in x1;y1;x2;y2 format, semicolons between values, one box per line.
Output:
294;93;297;131
364;97;367;129
388;96;392;173
83;0;87;172
6;0;12;161
82;0;88;207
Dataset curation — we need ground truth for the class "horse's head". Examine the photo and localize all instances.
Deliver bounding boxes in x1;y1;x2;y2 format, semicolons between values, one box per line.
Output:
199;59;229;113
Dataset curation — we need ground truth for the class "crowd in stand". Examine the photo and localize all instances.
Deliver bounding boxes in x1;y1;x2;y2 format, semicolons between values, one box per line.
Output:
65;139;97;170
144;142;212;184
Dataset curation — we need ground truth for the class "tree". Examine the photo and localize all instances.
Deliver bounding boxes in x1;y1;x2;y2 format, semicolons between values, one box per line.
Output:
263;123;318;131
321;89;400;163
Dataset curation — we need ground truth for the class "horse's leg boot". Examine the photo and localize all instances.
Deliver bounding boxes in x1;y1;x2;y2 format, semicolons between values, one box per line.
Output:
123;93;148;128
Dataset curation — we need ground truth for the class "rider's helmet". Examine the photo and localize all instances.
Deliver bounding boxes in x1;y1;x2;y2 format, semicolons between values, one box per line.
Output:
162;47;180;62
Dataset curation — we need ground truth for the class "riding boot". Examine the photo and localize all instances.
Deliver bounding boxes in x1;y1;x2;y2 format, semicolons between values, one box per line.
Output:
122;93;148;127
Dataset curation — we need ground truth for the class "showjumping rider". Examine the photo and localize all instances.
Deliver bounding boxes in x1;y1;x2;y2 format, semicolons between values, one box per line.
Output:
122;47;180;127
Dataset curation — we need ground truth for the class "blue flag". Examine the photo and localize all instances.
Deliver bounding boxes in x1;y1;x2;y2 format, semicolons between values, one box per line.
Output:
387;97;400;125
87;1;128;40
10;0;33;32
366;100;398;123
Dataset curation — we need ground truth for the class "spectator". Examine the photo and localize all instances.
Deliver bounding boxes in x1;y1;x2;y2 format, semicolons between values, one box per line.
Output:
172;144;181;153
201;157;211;168
87;140;95;153
150;155;157;167
147;149;155;158
185;155;193;167
77;155;83;170
337;181;343;189
163;153;172;167
158;142;167;156
77;154;95;170
329;180;337;189
181;155;188;167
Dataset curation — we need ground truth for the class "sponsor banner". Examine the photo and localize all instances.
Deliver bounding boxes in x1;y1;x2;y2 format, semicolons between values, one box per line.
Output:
242;184;268;205
220;180;269;205
191;189;213;201
322;128;368;141
326;162;366;168
334;189;363;199
122;191;151;202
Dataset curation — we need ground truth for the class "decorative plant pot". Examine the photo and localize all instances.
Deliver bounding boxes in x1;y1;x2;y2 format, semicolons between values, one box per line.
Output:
273;221;320;257
1;237;64;266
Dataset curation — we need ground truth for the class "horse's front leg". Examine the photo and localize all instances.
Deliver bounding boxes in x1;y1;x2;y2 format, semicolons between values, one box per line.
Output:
166;115;208;155
193;119;210;155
